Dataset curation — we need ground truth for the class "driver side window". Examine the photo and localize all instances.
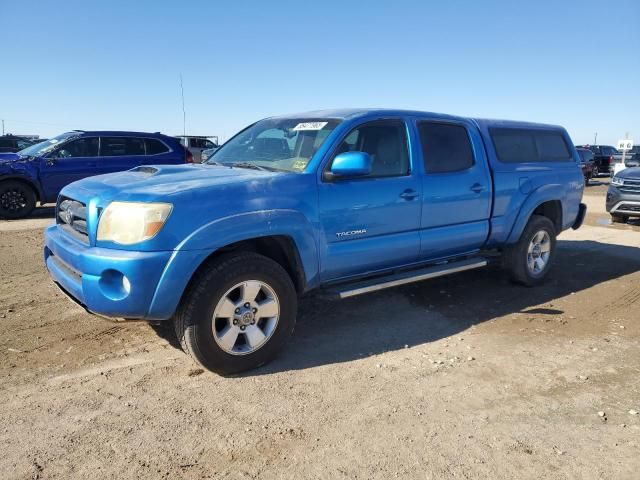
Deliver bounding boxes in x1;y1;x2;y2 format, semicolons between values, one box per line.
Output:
55;138;99;158
332;121;409;178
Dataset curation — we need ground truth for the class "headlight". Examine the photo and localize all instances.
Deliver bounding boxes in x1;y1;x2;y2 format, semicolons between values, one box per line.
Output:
97;202;172;245
611;176;624;186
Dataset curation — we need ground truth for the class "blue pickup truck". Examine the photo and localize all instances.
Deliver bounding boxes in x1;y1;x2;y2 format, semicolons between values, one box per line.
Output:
0;131;189;219
44;109;586;374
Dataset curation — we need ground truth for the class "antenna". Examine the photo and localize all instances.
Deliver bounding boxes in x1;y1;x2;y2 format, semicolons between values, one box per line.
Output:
179;74;186;138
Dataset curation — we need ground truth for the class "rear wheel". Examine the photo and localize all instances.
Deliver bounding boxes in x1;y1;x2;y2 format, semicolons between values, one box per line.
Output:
592;166;599;177
611;213;628;224
174;252;297;375
502;215;556;286
0;180;36;219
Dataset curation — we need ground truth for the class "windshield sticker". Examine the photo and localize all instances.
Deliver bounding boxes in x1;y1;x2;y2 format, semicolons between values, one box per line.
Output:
291;160;307;171
292;122;328;131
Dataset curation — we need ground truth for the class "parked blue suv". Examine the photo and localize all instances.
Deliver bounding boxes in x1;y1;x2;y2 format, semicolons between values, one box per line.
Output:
0;131;189;218
43;109;586;374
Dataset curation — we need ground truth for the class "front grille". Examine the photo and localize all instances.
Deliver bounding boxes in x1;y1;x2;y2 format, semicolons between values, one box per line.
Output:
618;203;640;213
57;197;89;243
618;178;640;194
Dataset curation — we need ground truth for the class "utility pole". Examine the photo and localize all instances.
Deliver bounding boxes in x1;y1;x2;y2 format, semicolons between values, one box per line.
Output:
179;74;186;138
594;132;597;145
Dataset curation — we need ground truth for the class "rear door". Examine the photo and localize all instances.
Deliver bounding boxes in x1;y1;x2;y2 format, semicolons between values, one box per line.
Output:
416;120;492;260
40;137;100;201
98;136;146;173
318;119;422;281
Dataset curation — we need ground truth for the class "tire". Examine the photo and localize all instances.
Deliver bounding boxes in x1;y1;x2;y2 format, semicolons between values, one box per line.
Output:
611;213;628;224
592;166;599;178
174;252;297;375
502;215;557;287
0;180;36;219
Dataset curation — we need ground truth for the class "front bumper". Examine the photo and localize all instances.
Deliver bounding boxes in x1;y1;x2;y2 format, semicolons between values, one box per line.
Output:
606;186;640;216
44;225;174;319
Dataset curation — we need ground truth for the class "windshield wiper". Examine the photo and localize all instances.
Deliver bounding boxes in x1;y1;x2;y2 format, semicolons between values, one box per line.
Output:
229;162;274;172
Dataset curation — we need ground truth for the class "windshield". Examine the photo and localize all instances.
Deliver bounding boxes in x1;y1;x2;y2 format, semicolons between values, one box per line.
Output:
208;118;341;172
18;132;79;157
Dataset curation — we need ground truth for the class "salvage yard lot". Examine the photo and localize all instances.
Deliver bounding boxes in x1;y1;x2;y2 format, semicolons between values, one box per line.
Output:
1;181;639;479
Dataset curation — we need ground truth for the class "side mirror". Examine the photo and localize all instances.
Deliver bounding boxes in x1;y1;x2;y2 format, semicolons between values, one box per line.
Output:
324;151;372;181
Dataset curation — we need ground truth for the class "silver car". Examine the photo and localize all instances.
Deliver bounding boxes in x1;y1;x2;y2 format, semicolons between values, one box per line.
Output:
174;136;218;163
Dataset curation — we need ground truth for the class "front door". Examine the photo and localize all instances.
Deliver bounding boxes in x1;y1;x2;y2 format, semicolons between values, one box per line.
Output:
40;137;100;201
416;120;492;260
318;119;422;281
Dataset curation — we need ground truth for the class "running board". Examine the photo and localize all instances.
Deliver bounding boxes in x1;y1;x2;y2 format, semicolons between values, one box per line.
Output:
326;257;488;299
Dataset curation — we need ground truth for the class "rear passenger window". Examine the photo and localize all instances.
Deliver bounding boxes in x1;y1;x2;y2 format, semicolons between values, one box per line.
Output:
145;138;170;155
100;137;145;156
419;122;474;173
491;129;571;163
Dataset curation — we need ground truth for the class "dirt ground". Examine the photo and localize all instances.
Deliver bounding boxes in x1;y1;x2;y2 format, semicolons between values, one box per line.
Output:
1;178;639;479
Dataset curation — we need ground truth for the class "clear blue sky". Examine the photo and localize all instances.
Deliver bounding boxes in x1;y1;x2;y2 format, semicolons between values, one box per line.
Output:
1;0;638;145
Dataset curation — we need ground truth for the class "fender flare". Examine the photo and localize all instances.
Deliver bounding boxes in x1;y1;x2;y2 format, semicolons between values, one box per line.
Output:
146;209;319;320
506;184;564;244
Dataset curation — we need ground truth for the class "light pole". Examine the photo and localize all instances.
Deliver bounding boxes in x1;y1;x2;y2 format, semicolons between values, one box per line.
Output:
594;132;598;145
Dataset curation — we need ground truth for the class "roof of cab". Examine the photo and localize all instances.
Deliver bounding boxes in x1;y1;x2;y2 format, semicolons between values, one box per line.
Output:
269;108;565;131
270;108;465;122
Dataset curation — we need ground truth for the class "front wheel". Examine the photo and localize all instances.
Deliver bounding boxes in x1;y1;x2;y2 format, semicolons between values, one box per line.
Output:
0;180;36;219
502;215;557;286
174;252;297;375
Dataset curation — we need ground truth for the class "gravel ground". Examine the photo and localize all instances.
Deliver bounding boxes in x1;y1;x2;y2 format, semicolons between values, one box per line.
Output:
1;180;639;479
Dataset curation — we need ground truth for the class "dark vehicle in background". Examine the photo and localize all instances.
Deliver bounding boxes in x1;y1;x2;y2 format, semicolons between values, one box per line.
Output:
0;131;191;219
607;168;640;223
575;144;619;176
0;135;36;153
576;147;595;185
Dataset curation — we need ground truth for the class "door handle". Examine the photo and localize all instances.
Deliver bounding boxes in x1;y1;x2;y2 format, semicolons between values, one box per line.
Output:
470;183;484;193
399;189;419;200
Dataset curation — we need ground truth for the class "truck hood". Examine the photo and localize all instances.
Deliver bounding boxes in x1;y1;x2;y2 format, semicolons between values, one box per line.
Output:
61;164;286;204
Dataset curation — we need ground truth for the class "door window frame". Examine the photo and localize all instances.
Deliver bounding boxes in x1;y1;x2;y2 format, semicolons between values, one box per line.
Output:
322;118;412;182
